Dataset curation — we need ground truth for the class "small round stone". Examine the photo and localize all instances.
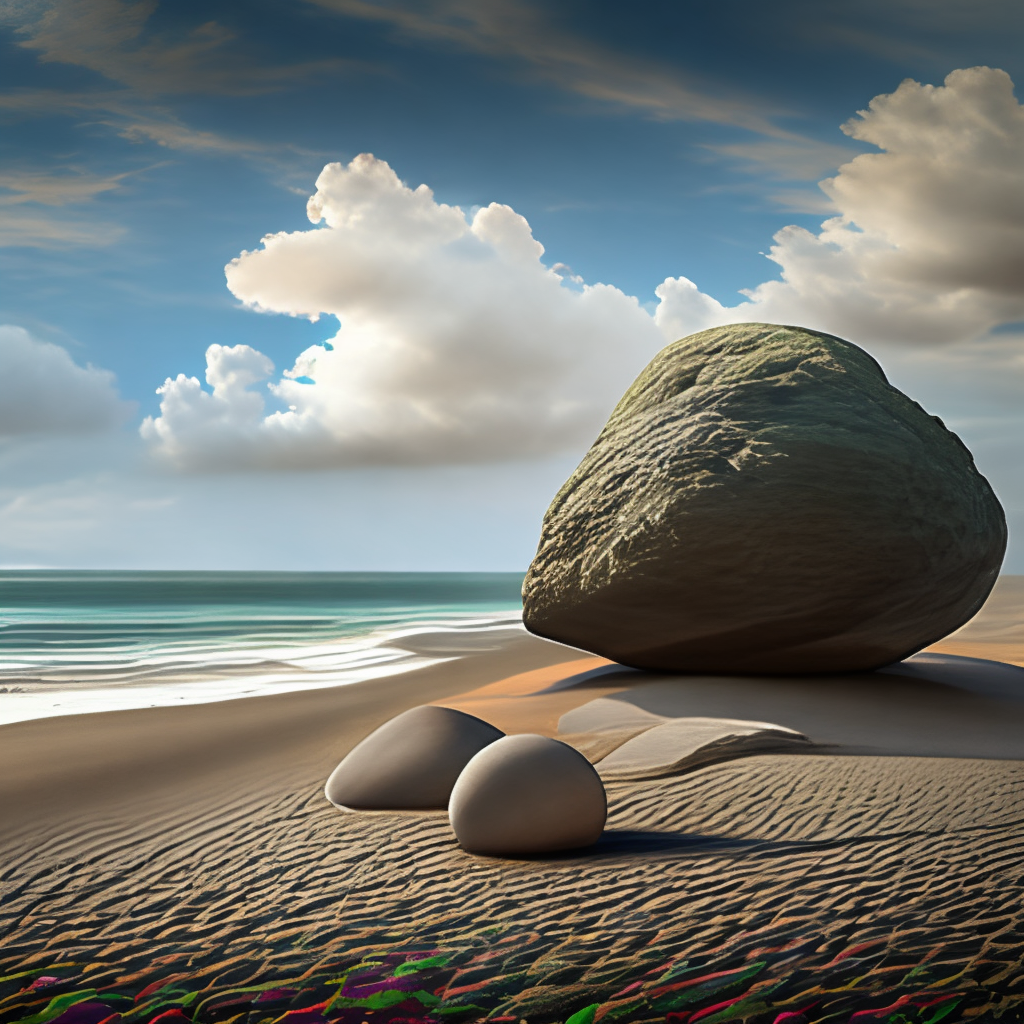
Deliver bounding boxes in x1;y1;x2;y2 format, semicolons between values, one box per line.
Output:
325;705;504;810
449;734;607;855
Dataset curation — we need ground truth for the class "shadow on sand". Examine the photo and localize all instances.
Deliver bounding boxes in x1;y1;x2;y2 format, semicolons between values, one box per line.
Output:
547;653;1024;761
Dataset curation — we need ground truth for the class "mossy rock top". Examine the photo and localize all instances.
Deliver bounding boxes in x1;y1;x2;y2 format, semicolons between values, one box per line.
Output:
522;323;1006;674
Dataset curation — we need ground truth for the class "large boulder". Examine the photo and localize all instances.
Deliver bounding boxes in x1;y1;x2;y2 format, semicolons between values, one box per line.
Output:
449;735;606;855
325;705;504;810
522;323;1006;674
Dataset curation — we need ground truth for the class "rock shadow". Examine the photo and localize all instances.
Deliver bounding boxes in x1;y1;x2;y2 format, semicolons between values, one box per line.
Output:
556;653;1024;762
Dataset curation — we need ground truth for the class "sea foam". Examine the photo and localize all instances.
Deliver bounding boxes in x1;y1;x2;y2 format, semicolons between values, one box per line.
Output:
0;571;526;726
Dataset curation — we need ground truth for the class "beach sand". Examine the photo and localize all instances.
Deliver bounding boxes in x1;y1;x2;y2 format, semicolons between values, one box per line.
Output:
3;580;1024;1023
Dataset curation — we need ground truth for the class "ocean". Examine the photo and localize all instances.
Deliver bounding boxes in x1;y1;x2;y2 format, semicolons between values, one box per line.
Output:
0;571;528;726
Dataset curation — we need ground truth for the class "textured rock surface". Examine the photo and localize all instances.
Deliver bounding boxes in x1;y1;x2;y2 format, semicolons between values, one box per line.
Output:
449;734;606;855
325;705;504;810
523;323;1006;673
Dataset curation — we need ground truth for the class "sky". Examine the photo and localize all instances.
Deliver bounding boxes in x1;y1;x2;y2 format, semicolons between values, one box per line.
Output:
1;0;1024;571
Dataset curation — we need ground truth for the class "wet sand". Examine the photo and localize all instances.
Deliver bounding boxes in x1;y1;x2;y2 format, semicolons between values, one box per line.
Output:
3;579;1024;1024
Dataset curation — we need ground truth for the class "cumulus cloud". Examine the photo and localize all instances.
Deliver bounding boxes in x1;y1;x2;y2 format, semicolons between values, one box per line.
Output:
0;325;130;435
144;67;1024;472
656;66;1024;344
142;153;664;469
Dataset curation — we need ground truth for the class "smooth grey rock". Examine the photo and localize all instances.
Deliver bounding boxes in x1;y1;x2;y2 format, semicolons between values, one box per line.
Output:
523;323;1006;674
448;734;607;855
325;705;504;810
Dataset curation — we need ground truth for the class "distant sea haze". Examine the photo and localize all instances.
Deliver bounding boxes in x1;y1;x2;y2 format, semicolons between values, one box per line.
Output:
0;571;528;726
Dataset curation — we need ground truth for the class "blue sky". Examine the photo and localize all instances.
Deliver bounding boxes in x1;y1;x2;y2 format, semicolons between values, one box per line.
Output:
1;0;1023;569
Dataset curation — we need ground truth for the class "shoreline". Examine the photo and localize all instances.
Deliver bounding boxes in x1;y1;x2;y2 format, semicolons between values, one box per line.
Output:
0;630;581;826
2;575;1020;731
0;615;528;729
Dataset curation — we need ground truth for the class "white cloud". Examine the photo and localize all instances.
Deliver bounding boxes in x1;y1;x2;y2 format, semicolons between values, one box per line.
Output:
144;68;1024;475
139;344;281;469
654;67;1024;345
142;153;664;469
0;325;130;435
649;66;1024;541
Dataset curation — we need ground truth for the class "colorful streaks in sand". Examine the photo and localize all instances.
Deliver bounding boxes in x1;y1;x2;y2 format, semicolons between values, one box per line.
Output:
0;932;1010;1024
6;758;1024;1023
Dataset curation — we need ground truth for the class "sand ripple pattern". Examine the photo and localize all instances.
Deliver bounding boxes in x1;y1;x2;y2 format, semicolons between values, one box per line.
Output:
4;755;1024;1022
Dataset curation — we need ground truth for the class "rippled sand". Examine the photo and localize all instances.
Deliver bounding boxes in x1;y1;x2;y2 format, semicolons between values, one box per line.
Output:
3;581;1024;1023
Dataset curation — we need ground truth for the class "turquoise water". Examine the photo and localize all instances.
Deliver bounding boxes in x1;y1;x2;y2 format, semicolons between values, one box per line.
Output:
0;571;527;724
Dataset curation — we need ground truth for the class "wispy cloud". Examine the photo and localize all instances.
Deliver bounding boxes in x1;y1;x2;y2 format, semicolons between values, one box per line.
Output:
762;188;838;215
0;166;138;205
0;88;275;159
0;0;868;190
0;0;361;199
0;164;135;246
0;161;164;245
808;23;942;66
704;139;861;182
109;114;268;155
699;138;860;211
0;209;125;247
306;0;879;189
1;0;348;97
307;0;794;138
787;0;1023;67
